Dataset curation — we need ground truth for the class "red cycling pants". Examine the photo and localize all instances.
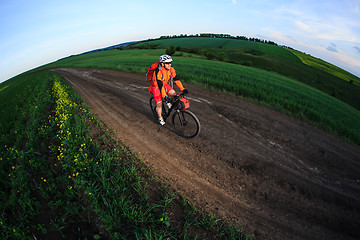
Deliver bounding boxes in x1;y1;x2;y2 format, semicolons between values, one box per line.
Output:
149;84;173;103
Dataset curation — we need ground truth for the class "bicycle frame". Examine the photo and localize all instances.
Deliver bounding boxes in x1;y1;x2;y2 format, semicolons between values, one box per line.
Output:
149;92;201;138
161;94;184;121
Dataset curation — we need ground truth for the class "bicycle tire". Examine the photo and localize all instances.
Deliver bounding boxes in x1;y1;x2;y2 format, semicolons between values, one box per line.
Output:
172;110;201;139
150;96;168;121
149;96;158;119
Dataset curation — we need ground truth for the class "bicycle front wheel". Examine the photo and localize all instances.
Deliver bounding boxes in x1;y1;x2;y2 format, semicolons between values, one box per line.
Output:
172;110;200;139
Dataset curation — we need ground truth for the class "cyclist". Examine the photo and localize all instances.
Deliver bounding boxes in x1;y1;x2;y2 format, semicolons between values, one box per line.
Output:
149;54;188;125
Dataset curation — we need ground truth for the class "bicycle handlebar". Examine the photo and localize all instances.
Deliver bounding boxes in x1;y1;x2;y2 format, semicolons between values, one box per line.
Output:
178;91;187;97
164;91;187;102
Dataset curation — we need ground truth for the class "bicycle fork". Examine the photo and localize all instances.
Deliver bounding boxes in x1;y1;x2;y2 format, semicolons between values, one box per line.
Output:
176;111;188;126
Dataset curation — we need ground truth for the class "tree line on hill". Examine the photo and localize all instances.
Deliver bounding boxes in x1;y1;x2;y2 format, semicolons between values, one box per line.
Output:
122;42;253;66
118;33;295;66
160;33;280;46
133;33;294;50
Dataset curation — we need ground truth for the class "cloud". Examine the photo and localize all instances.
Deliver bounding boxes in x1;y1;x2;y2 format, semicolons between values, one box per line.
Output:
262;28;298;45
354;46;360;54
261;27;360;76
327;42;338;52
275;6;302;17
346;0;360;15
330;51;360;76
232;0;237;4
275;4;359;43
295;21;312;32
327;45;338;53
294;20;358;43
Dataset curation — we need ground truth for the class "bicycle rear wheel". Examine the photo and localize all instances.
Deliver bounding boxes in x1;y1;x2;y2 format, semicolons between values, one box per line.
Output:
150;96;168;121
172;110;200;139
149;96;158;119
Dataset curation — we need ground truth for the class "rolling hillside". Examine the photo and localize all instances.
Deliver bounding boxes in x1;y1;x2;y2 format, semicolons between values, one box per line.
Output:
1;35;360;240
31;42;360;145
132;36;360;111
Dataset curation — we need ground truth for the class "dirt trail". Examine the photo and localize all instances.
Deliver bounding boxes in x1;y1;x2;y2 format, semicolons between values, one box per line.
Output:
53;68;360;240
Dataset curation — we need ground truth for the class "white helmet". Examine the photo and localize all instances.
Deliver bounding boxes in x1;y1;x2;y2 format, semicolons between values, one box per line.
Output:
159;54;173;63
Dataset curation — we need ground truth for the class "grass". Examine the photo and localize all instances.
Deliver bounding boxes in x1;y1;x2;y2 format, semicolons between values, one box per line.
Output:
36;48;360;145
291;49;360;86
2;35;360;239
133;37;360;111
138;37;259;49
176;57;360;145
0;71;252;239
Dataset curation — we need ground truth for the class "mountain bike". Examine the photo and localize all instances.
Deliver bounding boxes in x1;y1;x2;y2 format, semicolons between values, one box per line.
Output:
149;92;201;139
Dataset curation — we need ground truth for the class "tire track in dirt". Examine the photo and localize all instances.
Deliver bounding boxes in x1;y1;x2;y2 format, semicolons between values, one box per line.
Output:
53;68;360;240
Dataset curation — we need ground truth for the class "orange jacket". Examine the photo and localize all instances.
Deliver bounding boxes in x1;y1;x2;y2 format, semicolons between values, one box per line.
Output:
150;64;185;97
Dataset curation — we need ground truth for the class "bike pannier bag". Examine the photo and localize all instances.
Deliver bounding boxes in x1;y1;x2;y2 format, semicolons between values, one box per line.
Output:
175;98;190;110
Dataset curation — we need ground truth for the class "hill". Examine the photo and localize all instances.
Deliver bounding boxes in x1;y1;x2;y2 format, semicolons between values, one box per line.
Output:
1;35;360;239
1;71;250;239
131;36;360;111
30;45;360;146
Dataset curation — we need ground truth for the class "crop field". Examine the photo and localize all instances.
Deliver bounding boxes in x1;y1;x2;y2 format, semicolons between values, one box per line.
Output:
140;37;259;50
38;48;360;145
0;71;250;239
134;38;360;110
291;49;360;86
2;36;360;239
136;37;300;61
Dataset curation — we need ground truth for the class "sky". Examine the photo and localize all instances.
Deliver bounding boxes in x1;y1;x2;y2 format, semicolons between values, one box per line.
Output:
1;0;360;83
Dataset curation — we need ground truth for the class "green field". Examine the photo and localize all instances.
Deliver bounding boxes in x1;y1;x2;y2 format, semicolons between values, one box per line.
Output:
36;48;360;145
138;37;260;50
291;50;360;85
2;35;360;239
0;71;249;239
134;37;360;111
